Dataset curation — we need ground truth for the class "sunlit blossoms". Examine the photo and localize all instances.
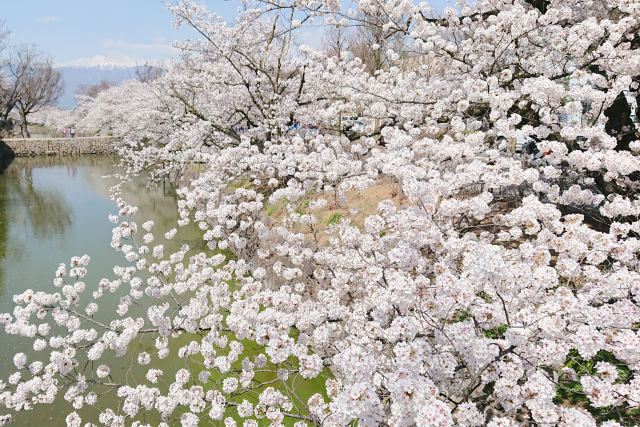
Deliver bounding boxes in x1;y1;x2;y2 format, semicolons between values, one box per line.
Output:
1;0;640;425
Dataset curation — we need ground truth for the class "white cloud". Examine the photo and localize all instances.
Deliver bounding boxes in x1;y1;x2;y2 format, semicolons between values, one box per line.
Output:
56;39;179;68
56;54;172;68
295;29;323;50
36;16;61;23
56;54;145;68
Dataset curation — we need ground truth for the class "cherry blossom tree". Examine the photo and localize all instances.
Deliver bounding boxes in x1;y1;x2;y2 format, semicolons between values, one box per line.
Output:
3;0;640;426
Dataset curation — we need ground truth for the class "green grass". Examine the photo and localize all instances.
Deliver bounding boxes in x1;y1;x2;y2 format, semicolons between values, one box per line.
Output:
326;213;343;225
170;331;330;426
553;350;637;425
266;198;287;216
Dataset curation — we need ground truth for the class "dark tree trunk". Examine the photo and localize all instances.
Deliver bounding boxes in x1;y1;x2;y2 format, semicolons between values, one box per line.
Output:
19;113;30;138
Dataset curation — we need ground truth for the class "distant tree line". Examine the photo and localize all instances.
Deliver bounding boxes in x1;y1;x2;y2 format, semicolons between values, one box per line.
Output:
74;63;166;102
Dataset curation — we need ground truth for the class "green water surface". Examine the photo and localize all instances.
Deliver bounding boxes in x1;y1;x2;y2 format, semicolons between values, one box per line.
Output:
0;156;327;426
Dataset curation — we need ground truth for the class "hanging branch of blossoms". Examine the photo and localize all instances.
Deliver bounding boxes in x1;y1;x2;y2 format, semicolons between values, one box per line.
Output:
2;0;640;426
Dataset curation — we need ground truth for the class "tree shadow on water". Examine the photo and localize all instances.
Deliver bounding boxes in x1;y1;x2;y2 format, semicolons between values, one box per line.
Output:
0;158;74;298
0;140;15;174
0;178;7;299
0;139;15;298
4;163;73;238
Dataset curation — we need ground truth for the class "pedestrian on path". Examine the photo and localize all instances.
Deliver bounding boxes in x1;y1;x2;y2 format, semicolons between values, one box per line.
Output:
70;127;75;138
63;128;67;137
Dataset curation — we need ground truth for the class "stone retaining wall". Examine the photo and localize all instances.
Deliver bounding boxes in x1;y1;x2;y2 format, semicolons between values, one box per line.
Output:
2;137;117;157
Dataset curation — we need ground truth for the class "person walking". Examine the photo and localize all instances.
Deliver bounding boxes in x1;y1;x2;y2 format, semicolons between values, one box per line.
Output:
63;127;67;137
70;127;75;138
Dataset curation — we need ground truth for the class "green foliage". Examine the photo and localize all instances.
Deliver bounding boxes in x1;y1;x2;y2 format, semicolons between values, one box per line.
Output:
483;324;507;339
563;350;632;383
326;212;343;225
554;350;637;425
476;291;494;303
451;310;470;323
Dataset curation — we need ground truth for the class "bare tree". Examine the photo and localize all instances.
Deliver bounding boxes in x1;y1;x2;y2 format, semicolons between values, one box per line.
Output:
0;23;17;134
0;21;8;52
135;62;166;83
75;79;114;99
12;50;63;137
347;9;408;74
323;25;350;61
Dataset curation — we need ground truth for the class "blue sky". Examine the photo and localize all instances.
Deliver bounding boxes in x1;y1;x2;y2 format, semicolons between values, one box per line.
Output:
2;0;238;66
2;0;454;67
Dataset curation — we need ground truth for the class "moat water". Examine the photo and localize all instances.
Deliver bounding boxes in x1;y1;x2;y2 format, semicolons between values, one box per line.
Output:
0;156;327;425
0;156;202;425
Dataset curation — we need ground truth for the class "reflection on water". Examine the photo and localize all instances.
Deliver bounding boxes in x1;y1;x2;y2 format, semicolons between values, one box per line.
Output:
0;156;198;425
2;163;73;239
0;157;329;426
0;154;190;306
0;177;6;297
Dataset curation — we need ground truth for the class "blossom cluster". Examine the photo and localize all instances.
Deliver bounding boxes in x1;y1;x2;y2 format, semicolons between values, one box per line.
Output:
2;0;640;425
